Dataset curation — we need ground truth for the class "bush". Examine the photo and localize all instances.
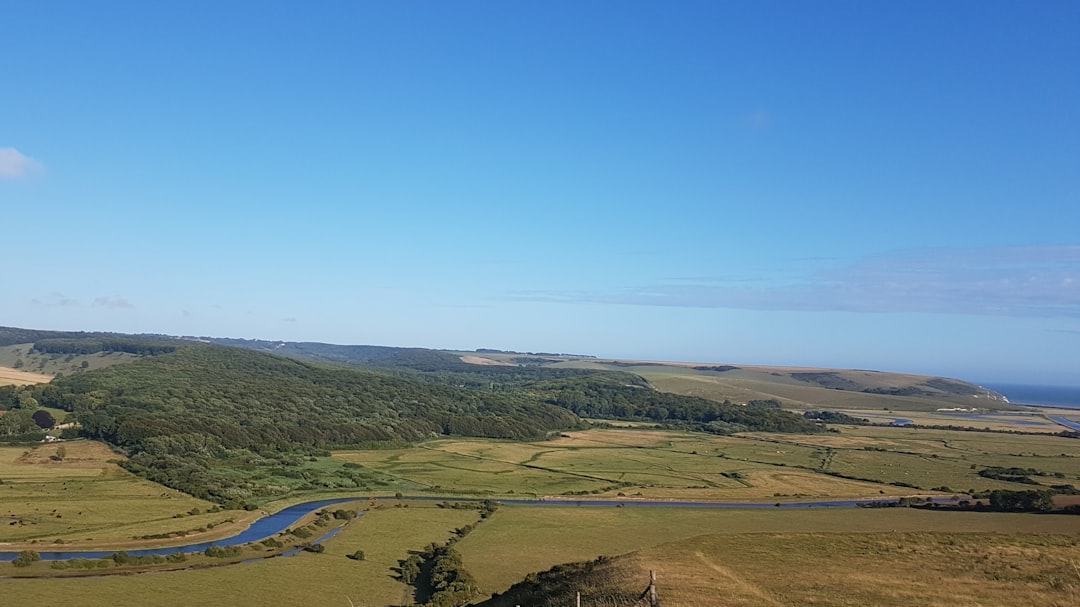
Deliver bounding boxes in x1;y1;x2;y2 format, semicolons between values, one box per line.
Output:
12;550;41;567
347;550;365;561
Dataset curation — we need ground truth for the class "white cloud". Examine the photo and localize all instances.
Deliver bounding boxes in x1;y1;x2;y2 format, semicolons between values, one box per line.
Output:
0;148;43;179
92;296;135;309
509;246;1080;318
31;292;79;307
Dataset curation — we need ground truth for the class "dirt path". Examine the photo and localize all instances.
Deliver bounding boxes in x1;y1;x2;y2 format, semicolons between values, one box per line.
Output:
694;550;785;606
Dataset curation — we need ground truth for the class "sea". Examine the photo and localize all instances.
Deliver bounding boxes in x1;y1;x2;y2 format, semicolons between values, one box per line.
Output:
981;383;1080;410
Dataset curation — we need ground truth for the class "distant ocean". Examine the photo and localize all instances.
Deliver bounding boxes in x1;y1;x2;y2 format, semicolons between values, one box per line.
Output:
982;384;1080;410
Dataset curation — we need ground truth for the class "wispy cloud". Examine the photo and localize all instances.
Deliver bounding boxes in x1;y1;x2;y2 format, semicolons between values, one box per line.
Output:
282;317;297;323
32;292;79;307
92;296;135;309
509;246;1080;318
0;148;43;179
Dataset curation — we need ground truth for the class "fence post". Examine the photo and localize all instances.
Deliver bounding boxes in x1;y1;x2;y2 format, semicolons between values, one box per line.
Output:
649;570;659;607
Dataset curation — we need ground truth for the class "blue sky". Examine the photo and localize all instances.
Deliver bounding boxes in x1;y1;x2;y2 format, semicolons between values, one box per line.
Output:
2;2;1078;385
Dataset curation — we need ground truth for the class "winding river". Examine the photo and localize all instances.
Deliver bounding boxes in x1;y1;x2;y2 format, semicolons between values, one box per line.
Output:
0;495;944;562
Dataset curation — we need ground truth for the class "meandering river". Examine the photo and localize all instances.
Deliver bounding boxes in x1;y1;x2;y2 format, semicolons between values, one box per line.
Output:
0;495;939;562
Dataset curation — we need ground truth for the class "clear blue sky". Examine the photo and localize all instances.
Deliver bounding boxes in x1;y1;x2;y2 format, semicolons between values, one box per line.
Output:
2;2;1078;385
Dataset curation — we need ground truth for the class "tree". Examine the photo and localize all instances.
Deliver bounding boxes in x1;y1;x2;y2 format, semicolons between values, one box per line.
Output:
32;410;56;429
12;550;40;567
0;409;38;436
347;550;366;561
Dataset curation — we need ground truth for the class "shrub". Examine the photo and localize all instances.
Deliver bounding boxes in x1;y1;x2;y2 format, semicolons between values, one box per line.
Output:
12;550;41;567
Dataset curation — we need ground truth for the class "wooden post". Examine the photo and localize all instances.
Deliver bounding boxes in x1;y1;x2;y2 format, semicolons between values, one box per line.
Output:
649;570;659;607
576;590;581;607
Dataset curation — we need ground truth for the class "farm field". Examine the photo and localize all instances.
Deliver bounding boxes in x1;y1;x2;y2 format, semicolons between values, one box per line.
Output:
337;426;1080;501
0;503;479;607
1;428;1078;607
0;366;52;387
0;441;220;546
4;426;1078;550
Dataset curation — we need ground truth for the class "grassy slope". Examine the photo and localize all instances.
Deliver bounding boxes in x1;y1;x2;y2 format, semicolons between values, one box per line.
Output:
0;344;140;379
537;358;1013;413
460;505;1080;603
478;530;1080;607
0;441;216;545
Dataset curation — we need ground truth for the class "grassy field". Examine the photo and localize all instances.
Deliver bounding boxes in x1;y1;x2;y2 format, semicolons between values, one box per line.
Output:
0;440;219;546
458;504;1080;601
0;367;52;386
643;370;1007;412
336;427;1080;501
0;503;480;607
746;425;1080;492
480;530;1080;607
0;344;139;379
3;427;1079;606
335;430;913;501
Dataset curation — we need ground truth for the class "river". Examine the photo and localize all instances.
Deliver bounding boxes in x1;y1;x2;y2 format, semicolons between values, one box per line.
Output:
0;495;953;562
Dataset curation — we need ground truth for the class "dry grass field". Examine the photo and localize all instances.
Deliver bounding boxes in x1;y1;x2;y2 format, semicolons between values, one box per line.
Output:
461;504;1080;603
484;531;1080;607
0;440;219;546
0;366;52;386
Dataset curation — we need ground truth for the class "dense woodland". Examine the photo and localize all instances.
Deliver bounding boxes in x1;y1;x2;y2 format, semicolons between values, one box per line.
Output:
0;326;821;504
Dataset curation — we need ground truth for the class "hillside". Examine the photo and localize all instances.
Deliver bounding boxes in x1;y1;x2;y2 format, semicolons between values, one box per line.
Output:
0;328;825;504
481;531;1080;607
460;352;1011;413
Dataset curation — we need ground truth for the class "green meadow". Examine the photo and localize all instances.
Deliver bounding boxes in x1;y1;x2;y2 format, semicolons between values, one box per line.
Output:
3;427;1079;606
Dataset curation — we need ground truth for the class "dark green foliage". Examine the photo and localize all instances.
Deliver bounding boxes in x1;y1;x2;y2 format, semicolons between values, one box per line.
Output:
332;509;356;520
0;326;100;347
426;546;479;607
0;385;18;409
982;489;1056;512
24;331;823;503
805;410;870;424
204;545;243;558
479;555;639;607
57;345;579;448
41;344;582;502
0;408;45;442
12;550;41;568
301;542;325;553
535;375;822;433
978;466;1045;485
399;554;423;584
347;550;366;561
33;337;177;356
289;527;313;539
790;372;862;391
31;409;55;429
